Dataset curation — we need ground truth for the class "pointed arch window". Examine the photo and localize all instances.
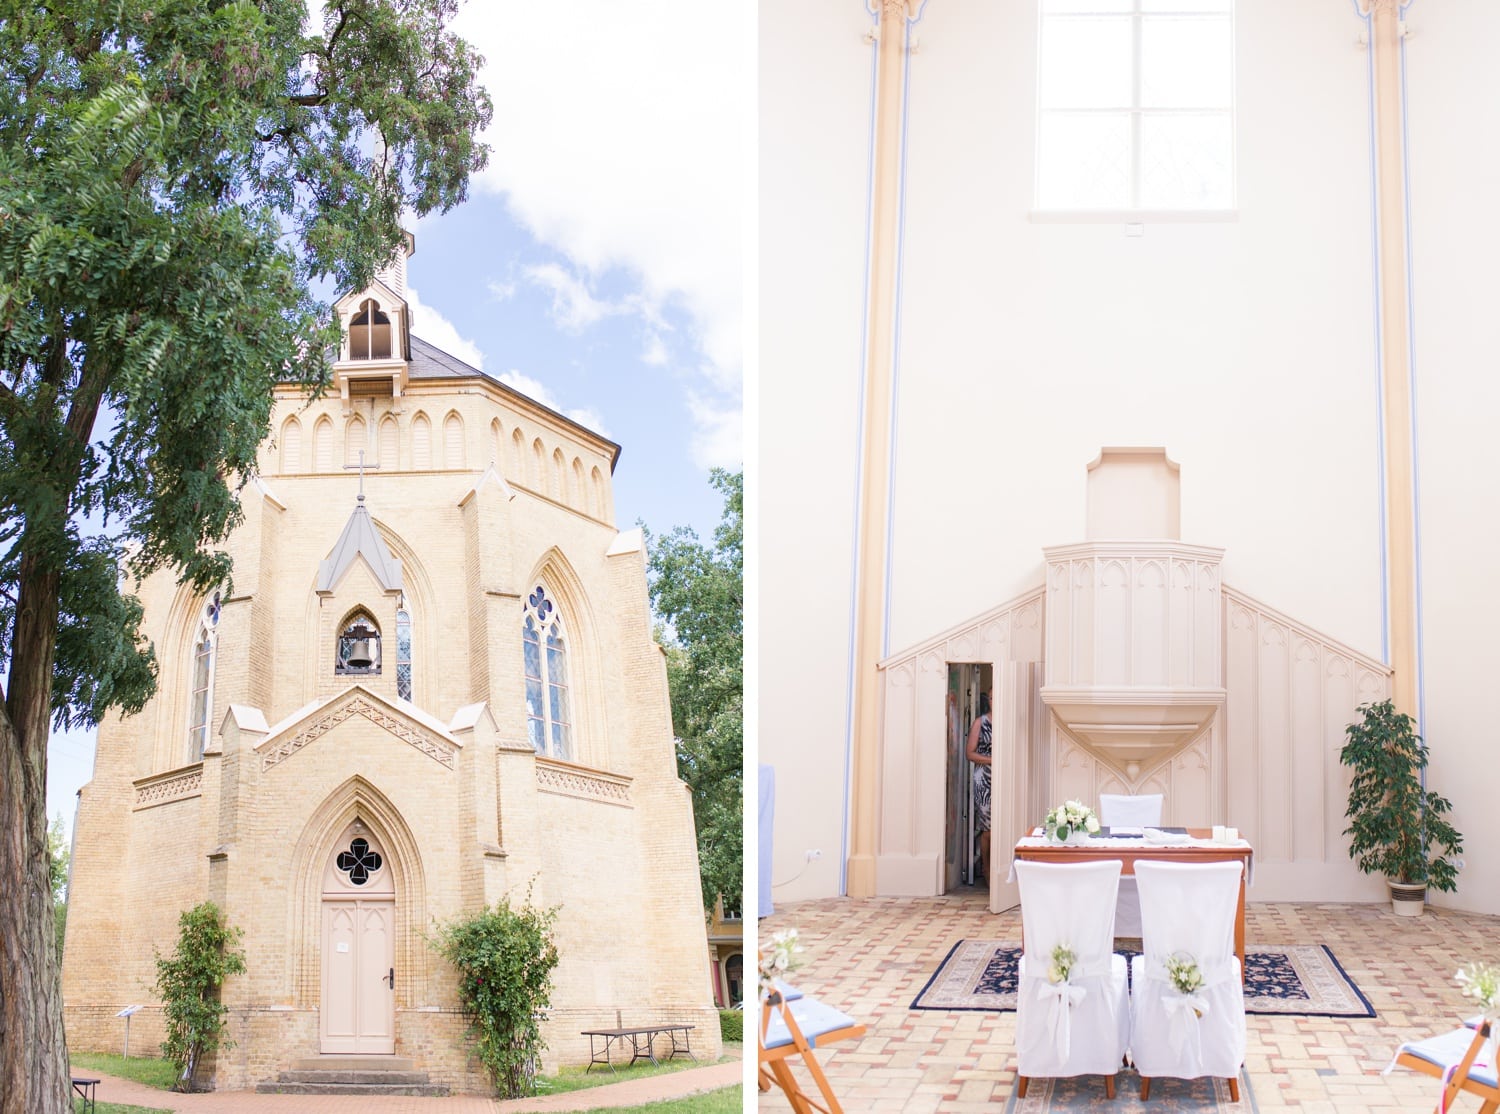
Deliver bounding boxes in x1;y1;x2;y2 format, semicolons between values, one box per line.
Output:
395;604;413;701
349;299;393;360
336;612;382;675
187;592;222;761
523;585;572;760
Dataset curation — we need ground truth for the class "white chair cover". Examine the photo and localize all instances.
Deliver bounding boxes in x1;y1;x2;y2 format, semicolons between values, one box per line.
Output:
1097;795;1163;936
1098;794;1163;828
1015;860;1131;1082
1129;860;1246;1083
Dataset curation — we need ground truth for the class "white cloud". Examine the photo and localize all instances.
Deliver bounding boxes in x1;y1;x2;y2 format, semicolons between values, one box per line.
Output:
499;370;610;438
524;262;620;331
487;278;518;303
687;393;742;472
453;2;742;457
405;285;486;370
641;332;669;367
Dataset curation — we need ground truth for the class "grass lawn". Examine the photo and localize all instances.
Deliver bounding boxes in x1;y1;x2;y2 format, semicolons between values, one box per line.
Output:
593;1085;741;1113
538;1044;740;1096
77;1104;170;1114
71;1053;178;1090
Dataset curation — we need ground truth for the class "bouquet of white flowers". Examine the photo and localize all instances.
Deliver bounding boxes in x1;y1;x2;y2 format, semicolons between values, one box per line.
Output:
1456;961;1500;1023
759;928;805;1002
1048;944;1076;985
1044;800;1101;842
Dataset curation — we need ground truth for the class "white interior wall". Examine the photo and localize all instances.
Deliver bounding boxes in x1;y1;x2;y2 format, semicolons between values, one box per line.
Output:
758;0;875;903
760;1;1499;911
1402;0;1500;915
888;0;1383;659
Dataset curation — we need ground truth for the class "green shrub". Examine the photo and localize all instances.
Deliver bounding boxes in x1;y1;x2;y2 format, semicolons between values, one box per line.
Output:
154;902;246;1092
718;1009;742;1042
434;895;559;1098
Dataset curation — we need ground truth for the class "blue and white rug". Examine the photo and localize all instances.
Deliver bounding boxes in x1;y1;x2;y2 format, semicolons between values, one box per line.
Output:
1003;1069;1256;1112
911;941;1374;1018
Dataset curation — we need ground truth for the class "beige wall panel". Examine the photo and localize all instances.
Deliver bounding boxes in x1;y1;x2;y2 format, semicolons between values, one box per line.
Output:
758;0;877;903
1400;0;1500;915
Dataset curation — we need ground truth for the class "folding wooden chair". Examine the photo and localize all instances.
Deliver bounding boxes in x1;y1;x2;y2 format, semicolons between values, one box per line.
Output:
1391;1019;1498;1114
758;986;867;1114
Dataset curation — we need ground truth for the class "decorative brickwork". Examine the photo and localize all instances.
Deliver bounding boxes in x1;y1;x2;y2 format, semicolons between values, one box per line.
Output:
535;758;632;807
261;695;457;771
132;765;204;810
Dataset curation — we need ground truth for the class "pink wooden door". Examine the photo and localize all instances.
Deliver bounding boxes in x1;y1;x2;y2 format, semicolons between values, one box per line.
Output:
320;899;394;1053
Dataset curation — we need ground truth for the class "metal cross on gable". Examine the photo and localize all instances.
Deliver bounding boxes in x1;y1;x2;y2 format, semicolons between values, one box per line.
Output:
343;449;381;502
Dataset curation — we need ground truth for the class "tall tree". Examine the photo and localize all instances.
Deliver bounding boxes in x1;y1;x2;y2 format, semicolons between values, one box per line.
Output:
647;470;743;912
0;4;490;1110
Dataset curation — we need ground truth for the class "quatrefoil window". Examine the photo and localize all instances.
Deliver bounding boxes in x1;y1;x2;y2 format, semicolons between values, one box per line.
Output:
336;838;383;885
527;585;553;622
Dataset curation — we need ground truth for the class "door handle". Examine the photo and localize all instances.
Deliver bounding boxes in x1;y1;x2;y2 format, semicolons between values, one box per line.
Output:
385;967;395;990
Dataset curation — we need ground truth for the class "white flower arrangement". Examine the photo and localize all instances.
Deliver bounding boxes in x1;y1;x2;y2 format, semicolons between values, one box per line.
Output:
1044;800;1101;842
759;928;805;1002
1166;952;1206;1018
1455;961;1500;1023
1047;944;1076;985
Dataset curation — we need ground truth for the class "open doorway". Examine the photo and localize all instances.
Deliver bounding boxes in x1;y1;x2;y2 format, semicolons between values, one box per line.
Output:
944;662;992;892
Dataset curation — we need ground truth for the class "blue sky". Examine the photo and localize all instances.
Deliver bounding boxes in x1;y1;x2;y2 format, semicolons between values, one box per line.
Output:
45;0;746;835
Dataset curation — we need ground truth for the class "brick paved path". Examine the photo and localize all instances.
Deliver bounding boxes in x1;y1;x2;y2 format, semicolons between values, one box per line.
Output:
756;890;1499;1112
77;1059;742;1112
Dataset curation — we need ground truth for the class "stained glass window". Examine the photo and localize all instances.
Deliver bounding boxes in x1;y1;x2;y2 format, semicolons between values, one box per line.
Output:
523;585;573;760
396;607;412;701
1037;0;1233;211
336;837;383;885
186;593;221;761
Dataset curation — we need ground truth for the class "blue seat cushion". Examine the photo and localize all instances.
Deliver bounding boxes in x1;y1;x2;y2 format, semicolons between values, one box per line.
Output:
1400;1028;1498;1089
762;997;858;1051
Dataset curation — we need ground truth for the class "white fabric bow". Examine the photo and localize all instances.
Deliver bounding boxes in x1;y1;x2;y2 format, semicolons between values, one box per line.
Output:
1164;991;1209;1059
1037;979;1088;1060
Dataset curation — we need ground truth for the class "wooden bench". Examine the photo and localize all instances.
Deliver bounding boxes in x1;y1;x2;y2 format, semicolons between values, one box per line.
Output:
580;1024;696;1071
71;1076;100;1113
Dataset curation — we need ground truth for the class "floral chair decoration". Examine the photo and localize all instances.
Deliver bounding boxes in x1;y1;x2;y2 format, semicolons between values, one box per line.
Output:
1013;859;1131;1099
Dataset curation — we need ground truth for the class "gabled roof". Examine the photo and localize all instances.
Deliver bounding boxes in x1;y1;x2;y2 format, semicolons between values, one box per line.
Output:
315;501;403;594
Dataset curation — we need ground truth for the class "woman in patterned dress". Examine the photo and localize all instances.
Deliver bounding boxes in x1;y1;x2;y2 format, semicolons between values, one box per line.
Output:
966;691;993;883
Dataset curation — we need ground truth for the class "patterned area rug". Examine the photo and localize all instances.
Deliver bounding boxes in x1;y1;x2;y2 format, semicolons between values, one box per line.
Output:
1003;1069;1256;1112
912;941;1374;1018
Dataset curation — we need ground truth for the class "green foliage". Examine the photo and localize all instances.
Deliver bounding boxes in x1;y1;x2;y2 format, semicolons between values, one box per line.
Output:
48;813;68;955
645;470;743;913
153;903;246;1092
0;0;492;732
434;896;560;1099
1340;700;1464;892
718;1008;742;1043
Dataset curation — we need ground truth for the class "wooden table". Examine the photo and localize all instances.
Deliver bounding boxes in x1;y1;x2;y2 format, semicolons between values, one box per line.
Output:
1011;828;1253;976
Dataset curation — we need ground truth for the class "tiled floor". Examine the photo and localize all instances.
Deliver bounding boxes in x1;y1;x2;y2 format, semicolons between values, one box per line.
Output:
757;889;1498;1112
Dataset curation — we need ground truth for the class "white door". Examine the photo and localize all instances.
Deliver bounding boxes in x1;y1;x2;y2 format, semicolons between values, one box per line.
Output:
320;828;396;1054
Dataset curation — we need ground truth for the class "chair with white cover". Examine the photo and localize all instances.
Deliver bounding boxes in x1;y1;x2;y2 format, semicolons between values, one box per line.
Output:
1014;859;1131;1099
1130;860;1247;1102
1097;794;1163;937
1389;1018;1498;1114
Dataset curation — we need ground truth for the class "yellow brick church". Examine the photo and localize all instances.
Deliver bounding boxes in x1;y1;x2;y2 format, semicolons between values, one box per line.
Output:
59;241;720;1093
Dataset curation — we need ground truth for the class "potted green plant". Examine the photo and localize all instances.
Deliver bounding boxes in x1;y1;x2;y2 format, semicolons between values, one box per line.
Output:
1339;700;1464;916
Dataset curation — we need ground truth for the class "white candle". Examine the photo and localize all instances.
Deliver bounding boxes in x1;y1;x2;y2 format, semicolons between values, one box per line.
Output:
1212;824;1227;842
1225;826;1239;842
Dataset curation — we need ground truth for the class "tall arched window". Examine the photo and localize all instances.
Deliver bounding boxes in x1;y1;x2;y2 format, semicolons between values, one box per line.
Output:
187;592;222;761
378;415;399;469
443;413;464;469
281;417;302;473
412;414;432;470
345;415;366;466
336;612;382;675
395;605;413;701
314;417;334;472
522;585;572;760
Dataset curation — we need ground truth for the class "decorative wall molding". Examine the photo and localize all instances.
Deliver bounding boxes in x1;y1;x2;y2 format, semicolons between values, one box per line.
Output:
535;758;633;807
133;765;204;810
261;696;458;771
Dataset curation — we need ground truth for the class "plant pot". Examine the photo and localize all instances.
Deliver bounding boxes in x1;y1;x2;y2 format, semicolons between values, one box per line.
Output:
1388;879;1426;917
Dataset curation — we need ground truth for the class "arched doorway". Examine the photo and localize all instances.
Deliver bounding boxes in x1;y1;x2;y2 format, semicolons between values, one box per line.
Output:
320;823;396;1053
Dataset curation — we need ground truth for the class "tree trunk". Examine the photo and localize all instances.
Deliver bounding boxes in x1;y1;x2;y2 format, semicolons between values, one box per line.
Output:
1;556;70;1114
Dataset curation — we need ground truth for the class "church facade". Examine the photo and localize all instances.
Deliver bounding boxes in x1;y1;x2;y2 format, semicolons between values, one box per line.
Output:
60;245;719;1091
